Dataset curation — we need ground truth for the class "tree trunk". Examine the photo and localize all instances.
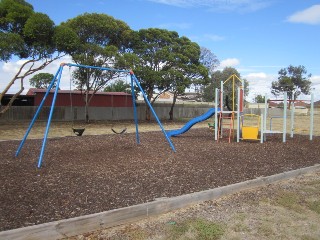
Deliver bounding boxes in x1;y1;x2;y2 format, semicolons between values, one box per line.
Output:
85;107;89;123
0;61;34;115
0;86;24;116
85;91;90;123
169;91;178;120
145;106;151;121
145;88;153;121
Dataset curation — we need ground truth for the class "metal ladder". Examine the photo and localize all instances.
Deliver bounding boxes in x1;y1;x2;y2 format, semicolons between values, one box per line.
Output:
218;112;234;143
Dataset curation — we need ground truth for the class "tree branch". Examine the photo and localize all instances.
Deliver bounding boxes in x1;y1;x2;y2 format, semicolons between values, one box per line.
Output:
151;87;171;105
0;54;65;115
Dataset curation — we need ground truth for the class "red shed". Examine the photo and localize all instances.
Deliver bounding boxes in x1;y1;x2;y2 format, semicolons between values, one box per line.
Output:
26;89;133;107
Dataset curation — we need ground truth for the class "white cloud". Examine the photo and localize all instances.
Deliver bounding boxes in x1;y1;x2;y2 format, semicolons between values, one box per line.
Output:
243;73;320;102
311;75;320;86
287;4;320;25
188;33;225;43
219;58;240;68
2;60;28;74
244;72;277;102
204;34;225;41
148;0;271;13
248;65;285;69
211;0;270;13
246;72;267;79
287;75;320;101
310;75;320;101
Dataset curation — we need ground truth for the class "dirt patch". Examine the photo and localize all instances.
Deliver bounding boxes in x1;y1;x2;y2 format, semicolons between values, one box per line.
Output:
69;171;320;240
1;126;320;232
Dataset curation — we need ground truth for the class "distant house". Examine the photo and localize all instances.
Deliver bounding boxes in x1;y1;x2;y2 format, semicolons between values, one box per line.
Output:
137;91;204;103
26;89;132;107
292;100;308;108
268;101;279;108
158;92;175;101
247;101;278;109
137;92;182;102
312;100;320;108
177;92;202;102
248;100;308;108
247;103;266;109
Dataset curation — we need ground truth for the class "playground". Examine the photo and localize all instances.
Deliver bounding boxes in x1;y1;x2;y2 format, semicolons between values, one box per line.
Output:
1;64;319;237
1;124;320;232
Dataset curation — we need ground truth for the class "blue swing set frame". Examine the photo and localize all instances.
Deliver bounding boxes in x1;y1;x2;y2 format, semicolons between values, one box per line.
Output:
15;63;176;168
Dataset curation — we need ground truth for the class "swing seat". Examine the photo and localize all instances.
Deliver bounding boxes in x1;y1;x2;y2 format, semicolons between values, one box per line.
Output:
73;128;85;136
208;123;215;130
111;128;127;134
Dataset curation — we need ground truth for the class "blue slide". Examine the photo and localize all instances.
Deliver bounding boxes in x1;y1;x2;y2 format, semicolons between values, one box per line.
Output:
166;108;218;137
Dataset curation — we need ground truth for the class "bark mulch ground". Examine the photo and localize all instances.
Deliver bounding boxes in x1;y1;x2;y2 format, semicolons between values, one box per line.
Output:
1;128;319;232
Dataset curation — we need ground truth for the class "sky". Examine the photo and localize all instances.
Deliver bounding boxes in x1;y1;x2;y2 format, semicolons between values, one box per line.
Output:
1;0;320;102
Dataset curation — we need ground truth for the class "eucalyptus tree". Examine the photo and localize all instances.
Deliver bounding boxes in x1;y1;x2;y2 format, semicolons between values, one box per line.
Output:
197;47;220;97
119;28;176;120
0;0;73;114
164;37;209;120
254;94;265;103
202;67;249;108
104;80;131;93
59;13;132;122
29;73;56;89
123;28;209;120
271;65;311;102
199;47;220;76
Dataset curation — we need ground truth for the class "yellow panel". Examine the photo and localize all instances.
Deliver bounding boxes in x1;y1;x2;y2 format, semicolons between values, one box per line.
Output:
242;126;259;140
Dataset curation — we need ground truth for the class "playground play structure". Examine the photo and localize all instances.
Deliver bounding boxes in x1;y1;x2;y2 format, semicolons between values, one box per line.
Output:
214;74;244;143
167;74;315;143
261;92;315;143
15;64;315;168
15;63;176;168
168;74;246;142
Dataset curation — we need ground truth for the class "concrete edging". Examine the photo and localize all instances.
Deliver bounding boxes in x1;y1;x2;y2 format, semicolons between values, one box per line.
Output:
1;164;320;240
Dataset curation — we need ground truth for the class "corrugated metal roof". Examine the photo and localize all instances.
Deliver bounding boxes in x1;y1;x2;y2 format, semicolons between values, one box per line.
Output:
26;88;131;96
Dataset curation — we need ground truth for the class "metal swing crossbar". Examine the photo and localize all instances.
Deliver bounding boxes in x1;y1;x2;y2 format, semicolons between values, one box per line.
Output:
15;63;176;168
